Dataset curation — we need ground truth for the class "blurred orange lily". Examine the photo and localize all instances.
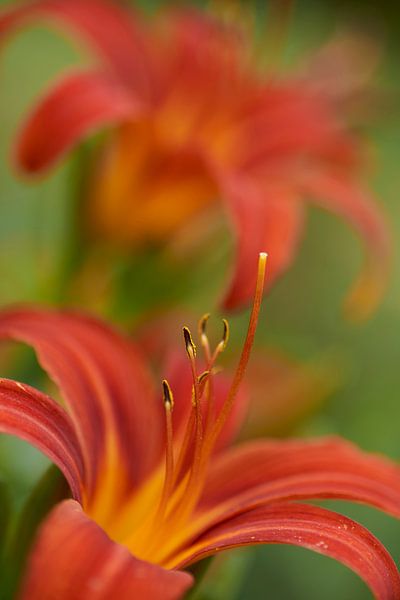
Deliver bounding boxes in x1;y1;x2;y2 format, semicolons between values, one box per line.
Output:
0;0;392;317
0;256;400;599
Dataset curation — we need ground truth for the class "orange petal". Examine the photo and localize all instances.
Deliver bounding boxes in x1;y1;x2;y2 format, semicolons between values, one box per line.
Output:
20;499;193;600
201;437;400;520
220;175;305;310
0;0;151;87
15;70;141;173
173;503;400;600
89;124;216;245
0;307;162;500
0;378;84;501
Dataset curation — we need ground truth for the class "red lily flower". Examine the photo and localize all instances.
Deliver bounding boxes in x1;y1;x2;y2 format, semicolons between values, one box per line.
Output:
0;0;392;318
0;256;400;599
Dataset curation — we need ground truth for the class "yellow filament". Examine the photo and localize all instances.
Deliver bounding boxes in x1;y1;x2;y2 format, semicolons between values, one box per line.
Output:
171;410;195;487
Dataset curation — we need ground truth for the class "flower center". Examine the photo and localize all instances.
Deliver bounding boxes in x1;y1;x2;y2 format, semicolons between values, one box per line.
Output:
89;121;218;245
105;253;267;566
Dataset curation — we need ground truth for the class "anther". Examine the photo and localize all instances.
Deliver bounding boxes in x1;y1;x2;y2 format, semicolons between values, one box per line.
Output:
155;379;175;524
183;326;197;360
162;379;174;410
222;318;229;345
220;318;230;350
212;318;230;360
197;370;211;396
197;370;210;385
198;313;211;362
199;313;210;337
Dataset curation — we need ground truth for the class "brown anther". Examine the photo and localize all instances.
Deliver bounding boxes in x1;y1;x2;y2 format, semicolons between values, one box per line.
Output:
214;318;230;356
197;370;210;385
221;318;230;350
162;379;174;410
198;313;210;337
197;370;210;397
183;326;197;359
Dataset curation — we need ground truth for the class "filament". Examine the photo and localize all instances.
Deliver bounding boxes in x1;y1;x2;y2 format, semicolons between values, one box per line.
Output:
155;380;175;520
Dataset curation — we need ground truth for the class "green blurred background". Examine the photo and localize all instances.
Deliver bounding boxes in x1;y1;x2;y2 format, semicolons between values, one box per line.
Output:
0;0;399;598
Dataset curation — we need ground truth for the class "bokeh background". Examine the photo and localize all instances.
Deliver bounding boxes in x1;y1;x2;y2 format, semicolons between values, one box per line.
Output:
0;0;399;598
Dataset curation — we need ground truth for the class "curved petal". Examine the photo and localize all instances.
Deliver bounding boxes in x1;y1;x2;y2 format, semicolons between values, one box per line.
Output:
0;0;151;88
300;170;392;320
20;499;193;600
0;307;163;500
232;85;357;170
160;7;248;104
15;70;140;173
154;437;400;566
0;378;83;501
172;503;400;600
220;174;305;310
200;438;400;520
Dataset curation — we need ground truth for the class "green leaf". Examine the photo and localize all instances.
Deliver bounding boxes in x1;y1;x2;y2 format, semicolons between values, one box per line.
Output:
2;466;69;599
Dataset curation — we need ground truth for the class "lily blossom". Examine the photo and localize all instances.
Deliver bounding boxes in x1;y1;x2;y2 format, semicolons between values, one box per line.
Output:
0;255;399;599
0;0;392;317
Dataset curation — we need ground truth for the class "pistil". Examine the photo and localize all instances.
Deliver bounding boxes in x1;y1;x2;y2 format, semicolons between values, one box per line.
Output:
207;252;267;450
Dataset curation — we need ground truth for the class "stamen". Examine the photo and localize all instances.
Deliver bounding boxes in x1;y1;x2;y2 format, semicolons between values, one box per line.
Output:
170;254;267;526
168;328;205;490
198;370;211;390
162;379;174;410
203;317;230;432
170;410;195;487
166;327;209;524
221;318;230;349
183;326;196;360
198;313;211;362
182;325;203;476
212;318;230;361
199;313;210;337
123;255;268;564
156;380;175;520
182;326;201;410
